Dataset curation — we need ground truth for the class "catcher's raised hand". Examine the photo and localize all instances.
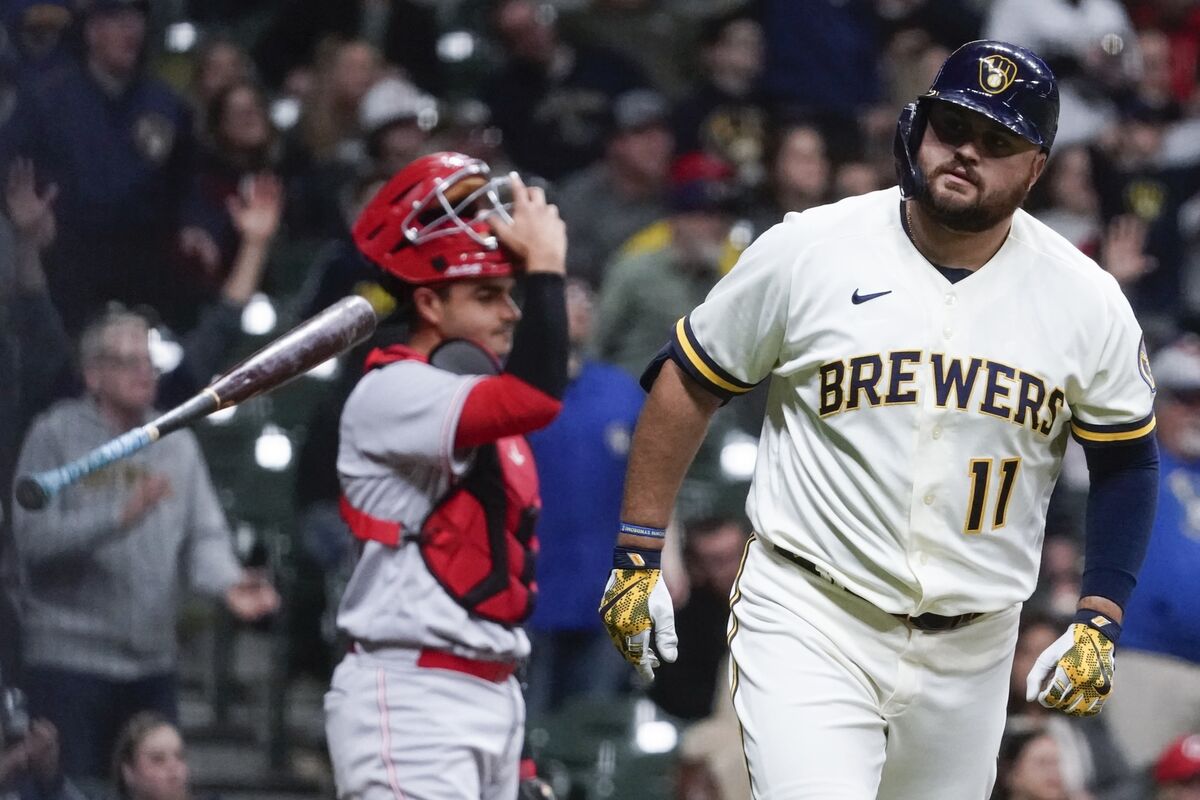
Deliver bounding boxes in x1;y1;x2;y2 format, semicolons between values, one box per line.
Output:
1026;611;1120;717
599;546;677;681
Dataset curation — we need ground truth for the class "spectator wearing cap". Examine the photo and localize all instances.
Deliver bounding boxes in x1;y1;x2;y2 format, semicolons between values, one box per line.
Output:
555;89;673;288
482;0;651;181
1104;337;1200;773
1154;734;1200;800
594;151;737;378
358;75;438;180
0;0;209;333
6;0;73;79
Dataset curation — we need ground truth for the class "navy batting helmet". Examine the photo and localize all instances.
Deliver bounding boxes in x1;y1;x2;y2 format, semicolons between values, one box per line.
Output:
895;40;1059;198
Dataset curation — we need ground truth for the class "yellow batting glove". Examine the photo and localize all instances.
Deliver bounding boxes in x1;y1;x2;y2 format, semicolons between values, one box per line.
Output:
1025;611;1120;717
599;546;677;681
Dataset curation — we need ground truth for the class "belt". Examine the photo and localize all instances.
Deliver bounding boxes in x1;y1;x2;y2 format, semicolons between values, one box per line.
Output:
771;544;982;633
352;643;518;683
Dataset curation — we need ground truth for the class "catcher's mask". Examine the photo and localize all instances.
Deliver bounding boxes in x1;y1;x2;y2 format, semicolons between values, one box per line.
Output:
354;151;517;285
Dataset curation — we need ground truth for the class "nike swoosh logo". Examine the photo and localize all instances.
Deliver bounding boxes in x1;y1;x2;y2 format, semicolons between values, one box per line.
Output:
852;289;893;305
1089;637;1112;694
600;581;640;618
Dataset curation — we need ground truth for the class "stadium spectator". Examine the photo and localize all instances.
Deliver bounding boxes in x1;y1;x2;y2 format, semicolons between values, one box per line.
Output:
832;159;887;200
110;713;190;800
1032;145;1104;255
286;39;380;239
648;517;749;722
560;0;746;99
873;0;982;54
983;0;1140;147
1105;337;1200;772
186;82;282;285
189;37;254;121
1153;734;1200;800
297;39;381;166
357;75;438;180
746;120;831;237
154;172;283;412
996;728;1075;800
5;0;72;80
0;159;70;499
12;309;279;783
524;279;644;717
1091;102;1199;334
0;716;85;800
671;6;767;177
483;0;651;180
0;159;70;682
594;152;736;377
251;0;442;95
0;0;211;333
556;89;673;288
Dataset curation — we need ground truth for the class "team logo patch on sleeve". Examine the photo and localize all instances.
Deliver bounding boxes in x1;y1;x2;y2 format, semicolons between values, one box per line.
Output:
1139;334;1156;392
979;55;1018;94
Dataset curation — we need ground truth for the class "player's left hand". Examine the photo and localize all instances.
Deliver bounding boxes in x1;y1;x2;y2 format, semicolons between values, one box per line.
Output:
599;567;677;681
1025;612;1119;717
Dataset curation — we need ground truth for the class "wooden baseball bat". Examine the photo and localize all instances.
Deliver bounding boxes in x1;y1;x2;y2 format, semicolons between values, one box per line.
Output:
14;295;377;511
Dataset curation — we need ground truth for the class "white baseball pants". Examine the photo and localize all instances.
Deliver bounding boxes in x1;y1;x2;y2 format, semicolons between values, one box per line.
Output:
325;648;524;800
728;537;1020;799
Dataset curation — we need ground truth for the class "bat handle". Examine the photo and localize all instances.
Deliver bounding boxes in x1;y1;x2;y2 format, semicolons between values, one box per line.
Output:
14;427;158;510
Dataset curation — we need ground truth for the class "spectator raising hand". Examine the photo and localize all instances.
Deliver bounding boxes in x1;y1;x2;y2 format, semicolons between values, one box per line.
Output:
226;173;284;246
5;158;58;249
1102;214;1156;287
221;174;284;306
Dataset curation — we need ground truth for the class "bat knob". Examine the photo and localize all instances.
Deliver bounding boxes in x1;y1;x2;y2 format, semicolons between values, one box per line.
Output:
15;477;48;511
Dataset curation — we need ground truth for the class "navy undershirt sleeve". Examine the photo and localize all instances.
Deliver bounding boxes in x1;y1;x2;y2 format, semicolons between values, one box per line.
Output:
1079;434;1159;609
505;274;568;400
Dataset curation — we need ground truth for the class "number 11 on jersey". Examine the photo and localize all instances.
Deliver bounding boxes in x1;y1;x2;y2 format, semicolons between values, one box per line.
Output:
964;458;1021;534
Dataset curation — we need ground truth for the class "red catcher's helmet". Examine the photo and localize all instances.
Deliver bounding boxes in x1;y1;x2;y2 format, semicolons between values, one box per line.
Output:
353;152;516;285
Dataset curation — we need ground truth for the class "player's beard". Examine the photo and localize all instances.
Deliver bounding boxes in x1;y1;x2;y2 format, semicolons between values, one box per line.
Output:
914;164;1032;233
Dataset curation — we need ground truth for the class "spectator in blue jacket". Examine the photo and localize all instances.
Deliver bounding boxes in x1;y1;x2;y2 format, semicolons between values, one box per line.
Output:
2;0;210;333
1105;335;1200;772
524;279;645;717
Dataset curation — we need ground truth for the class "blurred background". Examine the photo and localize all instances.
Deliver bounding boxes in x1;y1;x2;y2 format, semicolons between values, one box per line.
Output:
1;0;1199;798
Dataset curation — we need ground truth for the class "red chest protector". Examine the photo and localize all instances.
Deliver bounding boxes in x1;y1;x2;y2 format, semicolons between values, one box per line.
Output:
340;343;539;627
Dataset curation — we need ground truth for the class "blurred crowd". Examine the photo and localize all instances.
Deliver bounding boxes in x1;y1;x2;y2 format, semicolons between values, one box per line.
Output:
1;0;1200;798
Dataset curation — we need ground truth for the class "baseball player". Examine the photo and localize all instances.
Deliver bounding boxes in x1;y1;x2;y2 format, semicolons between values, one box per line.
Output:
325;152;567;799
600;41;1159;798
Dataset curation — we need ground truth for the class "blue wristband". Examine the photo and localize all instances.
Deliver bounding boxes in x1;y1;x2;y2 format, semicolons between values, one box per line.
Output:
613;546;662;570
1075;609;1122;644
619;521;666;539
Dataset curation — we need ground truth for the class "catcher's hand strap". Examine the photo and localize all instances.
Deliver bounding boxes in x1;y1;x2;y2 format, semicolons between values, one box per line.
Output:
1026;609;1120;717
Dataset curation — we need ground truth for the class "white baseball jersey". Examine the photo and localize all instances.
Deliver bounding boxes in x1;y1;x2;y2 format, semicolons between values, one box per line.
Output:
672;187;1155;617
336;360;530;660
